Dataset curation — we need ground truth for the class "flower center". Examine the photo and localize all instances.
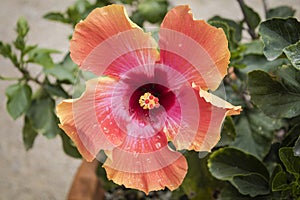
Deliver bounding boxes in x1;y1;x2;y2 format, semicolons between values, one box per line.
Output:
138;92;160;110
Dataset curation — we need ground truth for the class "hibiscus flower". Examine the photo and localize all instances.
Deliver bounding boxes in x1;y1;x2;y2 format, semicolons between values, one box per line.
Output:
56;4;241;194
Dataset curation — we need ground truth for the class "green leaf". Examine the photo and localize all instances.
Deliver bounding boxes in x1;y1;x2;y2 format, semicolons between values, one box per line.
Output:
283;41;300;70
270;164;283;183
22;116;38;150
209;20;237;50
59;131;81;158
272;171;291;191
27;48;60;69
43;12;68;24
0;42;13;58
44;83;69;98
208;147;269;181
181;152;223;200
120;0;135;4
44;63;77;83
281;124;300;148
259;18;300;61
16;17;29;37
208;16;242;42
26;95;60;138
294;136;300;157
217;117;236;147
23;45;37;55
248;70;300;118
231;173;269;197
208;148;270;197
275;65;300;93
5;83;32;120
241;4;261;30
66;6;83;26
138;0;168;24
220;184;270;200
44;53;78;83
209;20;230;37
279;147;300;175
240;55;288;73
243;40;264;55
0;42;18;66
266;6;295;19
13;36;25;51
232;110;283;159
130;11;145;27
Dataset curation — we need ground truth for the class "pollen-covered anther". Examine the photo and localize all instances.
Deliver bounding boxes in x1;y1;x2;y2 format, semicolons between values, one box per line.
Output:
139;92;160;110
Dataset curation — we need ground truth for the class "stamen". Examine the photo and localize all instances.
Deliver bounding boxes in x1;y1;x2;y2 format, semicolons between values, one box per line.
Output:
139;92;160;110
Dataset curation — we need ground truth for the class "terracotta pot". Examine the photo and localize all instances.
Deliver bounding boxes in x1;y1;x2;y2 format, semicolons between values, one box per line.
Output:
67;160;105;200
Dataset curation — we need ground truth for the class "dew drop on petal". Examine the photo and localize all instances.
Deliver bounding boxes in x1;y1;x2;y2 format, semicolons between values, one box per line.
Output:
138;121;146;127
125;145;130;150
155;142;161;149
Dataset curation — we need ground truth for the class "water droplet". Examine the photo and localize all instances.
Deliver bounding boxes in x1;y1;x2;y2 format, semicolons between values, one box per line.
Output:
103;127;109;133
258;126;262;131
178;43;182;47
125;145;130;150
155;142;161;149
138;121;146;127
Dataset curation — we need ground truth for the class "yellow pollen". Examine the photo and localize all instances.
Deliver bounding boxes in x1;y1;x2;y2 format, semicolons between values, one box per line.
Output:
139;92;160;110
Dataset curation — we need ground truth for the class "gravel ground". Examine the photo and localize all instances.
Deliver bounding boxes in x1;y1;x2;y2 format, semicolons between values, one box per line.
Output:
0;0;299;199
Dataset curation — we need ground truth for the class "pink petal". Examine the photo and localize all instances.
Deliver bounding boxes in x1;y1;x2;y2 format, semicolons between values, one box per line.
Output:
56;76;126;161
70;5;158;76
159;5;230;91
103;131;187;194
165;86;242;152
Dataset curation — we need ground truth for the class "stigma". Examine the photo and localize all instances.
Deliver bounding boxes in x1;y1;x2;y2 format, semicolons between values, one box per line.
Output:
139;92;160;110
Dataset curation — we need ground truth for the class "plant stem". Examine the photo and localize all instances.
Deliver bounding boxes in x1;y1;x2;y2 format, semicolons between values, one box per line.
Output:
0;75;20;81
236;0;258;40
262;0;268;18
18;66;42;85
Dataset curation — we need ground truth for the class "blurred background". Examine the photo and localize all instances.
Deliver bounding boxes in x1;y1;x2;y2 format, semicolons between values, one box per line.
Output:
0;0;299;199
